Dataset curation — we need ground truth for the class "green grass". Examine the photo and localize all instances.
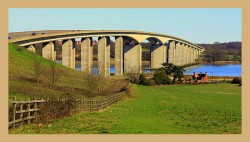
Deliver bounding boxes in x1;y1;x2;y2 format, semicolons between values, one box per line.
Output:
10;83;241;134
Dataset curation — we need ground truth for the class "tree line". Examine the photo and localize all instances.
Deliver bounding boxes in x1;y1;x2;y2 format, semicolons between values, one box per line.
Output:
198;42;241;63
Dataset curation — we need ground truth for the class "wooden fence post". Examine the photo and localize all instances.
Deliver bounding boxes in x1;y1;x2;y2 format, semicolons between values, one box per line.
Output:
20;99;23;127
27;98;31;124
34;99;37;122
12;97;16;129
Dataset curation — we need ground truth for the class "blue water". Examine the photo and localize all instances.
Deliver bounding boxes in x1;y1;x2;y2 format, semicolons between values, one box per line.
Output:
75;64;242;77
184;64;242;77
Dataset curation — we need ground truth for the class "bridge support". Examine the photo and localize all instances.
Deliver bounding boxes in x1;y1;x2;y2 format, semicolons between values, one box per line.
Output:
192;47;195;63
62;39;75;69
150;44;166;69
175;42;180;66
168;41;175;64
27;45;35;53
184;44;188;65
180;43;185;66
187;45;190;64
54;51;56;61
81;37;93;73
189;46;191;64
123;42;142;74
98;37;110;77
115;36;123;76
42;42;55;61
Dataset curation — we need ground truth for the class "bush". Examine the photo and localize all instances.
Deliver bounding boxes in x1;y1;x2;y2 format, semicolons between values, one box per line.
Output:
231;77;241;84
36;94;76;125
153;70;171;85
239;82;242;86
147;79;156;86
138;73;147;85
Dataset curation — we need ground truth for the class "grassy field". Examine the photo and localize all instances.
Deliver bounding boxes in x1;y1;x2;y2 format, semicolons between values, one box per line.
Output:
10;83;241;134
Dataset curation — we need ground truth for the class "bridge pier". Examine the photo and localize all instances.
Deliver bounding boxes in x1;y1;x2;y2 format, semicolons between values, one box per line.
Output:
27;45;35;53
98;36;110;77
81;37;93;73
168;41;175;64
115;36;123;76
175;42;181;66
123;41;141;74
180;43;184;66
195;48;198;61
187;45;190;64
190;47;194;63
62;39;75;69
184;44;188;65
42;42;55;61
150;44;166;69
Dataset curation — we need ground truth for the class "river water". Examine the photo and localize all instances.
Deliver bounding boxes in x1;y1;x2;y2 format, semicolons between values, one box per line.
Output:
75;63;242;77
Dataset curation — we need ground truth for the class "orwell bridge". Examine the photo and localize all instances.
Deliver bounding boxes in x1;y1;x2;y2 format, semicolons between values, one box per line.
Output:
9;30;204;76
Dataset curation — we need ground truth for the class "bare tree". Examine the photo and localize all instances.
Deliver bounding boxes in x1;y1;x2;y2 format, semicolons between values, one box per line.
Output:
47;58;64;86
31;54;43;83
82;63;106;97
125;65;141;84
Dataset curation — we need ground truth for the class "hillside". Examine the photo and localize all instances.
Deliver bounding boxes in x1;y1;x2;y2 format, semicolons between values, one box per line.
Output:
8;43;128;101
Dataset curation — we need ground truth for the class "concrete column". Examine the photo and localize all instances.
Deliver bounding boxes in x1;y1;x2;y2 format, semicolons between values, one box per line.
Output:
42;42;55;61
196;49;199;61
181;43;185;66
72;46;75;69
54;51;57;61
175;42;180;66
180;43;183;66
62;39;74;68
188;46;191;64
27;45;36;53
186;45;189;64
168;41;175;64
183;44;187;65
150;44;166;69
98;36;110;77
115;36;123;76
179;43;183;66
81;37;93;73
179;43;184;66
106;37;111;76
190;46;193;63
173;42;176;65
194;48;197;62
124;43;142;74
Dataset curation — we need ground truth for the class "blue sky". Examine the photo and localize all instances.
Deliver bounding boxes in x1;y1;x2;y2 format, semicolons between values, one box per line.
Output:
8;8;241;44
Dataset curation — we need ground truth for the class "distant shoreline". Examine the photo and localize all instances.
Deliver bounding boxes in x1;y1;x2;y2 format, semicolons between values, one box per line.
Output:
212;61;241;64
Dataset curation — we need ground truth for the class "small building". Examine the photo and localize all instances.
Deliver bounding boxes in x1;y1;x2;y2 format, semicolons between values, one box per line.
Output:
193;72;209;82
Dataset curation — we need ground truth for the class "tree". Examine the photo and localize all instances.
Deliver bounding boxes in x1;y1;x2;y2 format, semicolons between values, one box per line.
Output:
47;58;64;86
153;69;171;85
31;54;43;83
138;73;147;85
162;63;185;83
126;66;140;84
82;65;106;97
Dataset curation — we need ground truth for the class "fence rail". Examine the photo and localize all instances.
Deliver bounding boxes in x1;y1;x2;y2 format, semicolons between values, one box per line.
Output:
9;90;128;129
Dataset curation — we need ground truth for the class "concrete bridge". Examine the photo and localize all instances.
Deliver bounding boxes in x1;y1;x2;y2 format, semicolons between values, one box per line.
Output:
8;30;204;76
